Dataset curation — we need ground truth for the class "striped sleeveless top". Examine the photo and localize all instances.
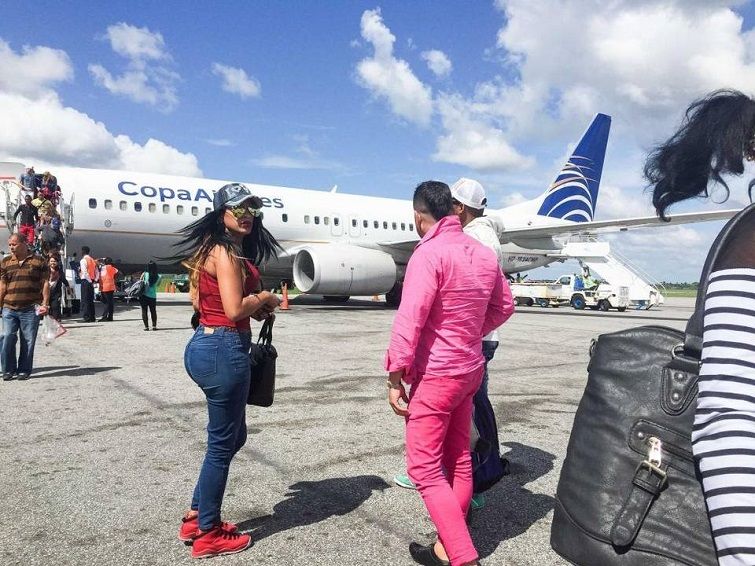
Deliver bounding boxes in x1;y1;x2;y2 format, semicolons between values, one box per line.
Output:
692;268;755;565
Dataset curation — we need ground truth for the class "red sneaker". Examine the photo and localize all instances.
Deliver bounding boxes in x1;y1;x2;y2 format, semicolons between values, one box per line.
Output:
178;514;238;544
191;525;253;559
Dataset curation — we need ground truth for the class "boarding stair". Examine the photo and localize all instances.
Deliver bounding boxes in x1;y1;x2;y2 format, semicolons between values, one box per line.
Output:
555;237;665;308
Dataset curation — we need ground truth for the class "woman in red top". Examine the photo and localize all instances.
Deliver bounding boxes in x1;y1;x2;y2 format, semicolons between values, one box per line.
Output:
172;183;281;559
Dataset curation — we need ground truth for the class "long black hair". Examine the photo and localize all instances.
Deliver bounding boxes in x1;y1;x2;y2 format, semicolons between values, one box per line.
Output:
146;260;159;287
644;89;755;220
168;205;282;283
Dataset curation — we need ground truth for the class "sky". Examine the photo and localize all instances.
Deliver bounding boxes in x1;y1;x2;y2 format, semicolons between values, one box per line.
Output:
3;0;755;282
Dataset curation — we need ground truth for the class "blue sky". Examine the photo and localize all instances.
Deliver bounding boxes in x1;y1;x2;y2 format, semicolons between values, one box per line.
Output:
3;1;755;281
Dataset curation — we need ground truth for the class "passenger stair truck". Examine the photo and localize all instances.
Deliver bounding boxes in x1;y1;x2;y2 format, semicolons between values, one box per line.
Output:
557;239;665;309
0;161;79;314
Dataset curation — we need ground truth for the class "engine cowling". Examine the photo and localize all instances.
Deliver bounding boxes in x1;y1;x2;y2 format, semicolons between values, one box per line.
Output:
293;245;397;296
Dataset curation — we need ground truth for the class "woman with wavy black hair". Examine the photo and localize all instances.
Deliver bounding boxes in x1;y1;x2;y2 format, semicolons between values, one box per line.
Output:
172;183;281;559
645;89;755;565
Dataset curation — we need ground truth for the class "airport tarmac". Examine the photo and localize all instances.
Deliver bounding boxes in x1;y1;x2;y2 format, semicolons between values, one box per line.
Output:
0;294;697;566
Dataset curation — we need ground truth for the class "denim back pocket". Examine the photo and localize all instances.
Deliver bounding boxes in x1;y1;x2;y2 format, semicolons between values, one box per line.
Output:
185;333;219;384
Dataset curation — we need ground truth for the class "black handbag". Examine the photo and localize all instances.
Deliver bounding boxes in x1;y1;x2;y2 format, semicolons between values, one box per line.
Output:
551;203;755;566
247;317;277;407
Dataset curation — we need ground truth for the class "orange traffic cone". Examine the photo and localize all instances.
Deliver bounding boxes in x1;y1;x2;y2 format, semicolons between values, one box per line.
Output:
280;283;290;311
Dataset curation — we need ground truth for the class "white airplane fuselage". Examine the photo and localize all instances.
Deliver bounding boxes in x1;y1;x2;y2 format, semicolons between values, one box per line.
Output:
23;167;560;276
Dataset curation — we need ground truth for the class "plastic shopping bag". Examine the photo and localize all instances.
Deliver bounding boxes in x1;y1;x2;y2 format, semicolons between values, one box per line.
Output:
42;316;67;346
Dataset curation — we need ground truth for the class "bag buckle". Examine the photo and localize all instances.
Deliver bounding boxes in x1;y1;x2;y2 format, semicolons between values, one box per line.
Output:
635;436;667;487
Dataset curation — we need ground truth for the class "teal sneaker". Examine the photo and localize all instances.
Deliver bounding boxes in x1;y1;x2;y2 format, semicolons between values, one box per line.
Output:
470;493;485;510
393;473;416;490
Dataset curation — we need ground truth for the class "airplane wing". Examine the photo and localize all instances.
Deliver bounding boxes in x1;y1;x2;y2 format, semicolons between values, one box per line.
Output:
499;209;740;242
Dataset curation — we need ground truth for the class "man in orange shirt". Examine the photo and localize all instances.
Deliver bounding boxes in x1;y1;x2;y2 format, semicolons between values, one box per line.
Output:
98;257;118;322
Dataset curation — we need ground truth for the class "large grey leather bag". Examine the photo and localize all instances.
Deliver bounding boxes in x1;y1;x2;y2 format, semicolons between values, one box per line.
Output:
551;203;755;565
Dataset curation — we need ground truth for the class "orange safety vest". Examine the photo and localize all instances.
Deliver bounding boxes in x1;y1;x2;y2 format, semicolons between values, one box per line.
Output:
83;255;98;282
100;265;118;293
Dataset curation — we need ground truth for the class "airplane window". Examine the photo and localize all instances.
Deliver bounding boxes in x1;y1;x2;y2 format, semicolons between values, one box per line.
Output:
314;216;320;225
205;208;211;215
149;203;156;213
334;217;340;226
88;199;97;209
363;220;368;228
409;223;414;231
120;201;127;211
401;222;406;231
373;221;379;229
134;202;142;212
104;200;112;210
324;217;330;225
191;206;198;216
304;215;310;224
383;221;388;229
351;219;357;228
163;204;170;214
282;213;288;222
177;205;184;215
392;222;397;230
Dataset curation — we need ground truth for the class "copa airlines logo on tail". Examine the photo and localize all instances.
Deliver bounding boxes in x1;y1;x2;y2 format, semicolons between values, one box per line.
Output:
536;113;611;224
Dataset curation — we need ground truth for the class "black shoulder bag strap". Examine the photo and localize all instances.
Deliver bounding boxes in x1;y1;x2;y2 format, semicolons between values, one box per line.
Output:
684;202;755;359
258;317;274;346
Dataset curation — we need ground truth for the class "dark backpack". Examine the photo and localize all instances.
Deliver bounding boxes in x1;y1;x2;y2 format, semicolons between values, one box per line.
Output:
471;387;509;493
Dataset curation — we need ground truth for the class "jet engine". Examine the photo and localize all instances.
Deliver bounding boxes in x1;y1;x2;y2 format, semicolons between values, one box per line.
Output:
292;245;397;296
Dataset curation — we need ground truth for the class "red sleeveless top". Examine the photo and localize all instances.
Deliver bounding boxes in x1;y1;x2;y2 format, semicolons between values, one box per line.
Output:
198;260;260;332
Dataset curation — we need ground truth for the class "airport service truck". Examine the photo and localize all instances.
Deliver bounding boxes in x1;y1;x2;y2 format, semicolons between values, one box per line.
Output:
511;274;629;312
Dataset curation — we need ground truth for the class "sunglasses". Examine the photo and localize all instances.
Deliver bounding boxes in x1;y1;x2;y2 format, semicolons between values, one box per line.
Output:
228;204;262;218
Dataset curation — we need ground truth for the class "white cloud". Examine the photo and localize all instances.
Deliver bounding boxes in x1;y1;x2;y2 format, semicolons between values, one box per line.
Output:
355;8;433;126
205;138;234;147
434;93;534;170
492;1;755;139
0;91;201;176
104;22;169;61
251;155;342;171
211;63;261;99
421;49;452;78
0;39;73;99
89;23;179;111
500;191;529;207
0;39;200;176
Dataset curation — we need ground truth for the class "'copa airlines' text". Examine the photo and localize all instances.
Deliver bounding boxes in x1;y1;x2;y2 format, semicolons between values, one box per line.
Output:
117;181;284;208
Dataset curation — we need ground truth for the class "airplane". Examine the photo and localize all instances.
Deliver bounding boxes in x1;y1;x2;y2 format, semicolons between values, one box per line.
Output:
0;113;739;306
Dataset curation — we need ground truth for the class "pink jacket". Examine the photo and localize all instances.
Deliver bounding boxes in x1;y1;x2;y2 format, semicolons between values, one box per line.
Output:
385;215;514;382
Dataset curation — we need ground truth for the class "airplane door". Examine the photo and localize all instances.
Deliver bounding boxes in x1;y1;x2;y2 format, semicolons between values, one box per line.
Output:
331;215;343;236
349;215;360;238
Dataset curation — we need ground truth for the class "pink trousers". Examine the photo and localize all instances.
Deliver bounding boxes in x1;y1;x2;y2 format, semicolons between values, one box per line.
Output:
406;367;483;566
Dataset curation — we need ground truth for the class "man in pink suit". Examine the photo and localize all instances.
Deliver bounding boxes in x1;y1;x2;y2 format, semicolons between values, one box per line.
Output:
385;181;514;566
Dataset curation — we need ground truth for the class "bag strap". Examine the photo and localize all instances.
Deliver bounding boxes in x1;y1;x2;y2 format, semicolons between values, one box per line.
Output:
684;202;755;358
257;317;274;346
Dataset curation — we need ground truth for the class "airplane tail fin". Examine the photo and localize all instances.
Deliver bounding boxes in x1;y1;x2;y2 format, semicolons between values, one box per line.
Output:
534;113;611;223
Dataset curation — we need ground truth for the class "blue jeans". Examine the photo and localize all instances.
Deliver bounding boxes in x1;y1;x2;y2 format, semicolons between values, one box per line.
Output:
2;307;40;375
476;340;499;399
184;326;251;531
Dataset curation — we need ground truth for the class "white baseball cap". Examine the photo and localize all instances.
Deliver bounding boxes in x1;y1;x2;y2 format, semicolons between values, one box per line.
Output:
450;178;487;209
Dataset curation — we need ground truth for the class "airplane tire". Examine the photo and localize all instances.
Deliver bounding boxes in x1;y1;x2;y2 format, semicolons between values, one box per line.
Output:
385;282;403;308
323;296;350;303
571;295;586;310
598;300;610;312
